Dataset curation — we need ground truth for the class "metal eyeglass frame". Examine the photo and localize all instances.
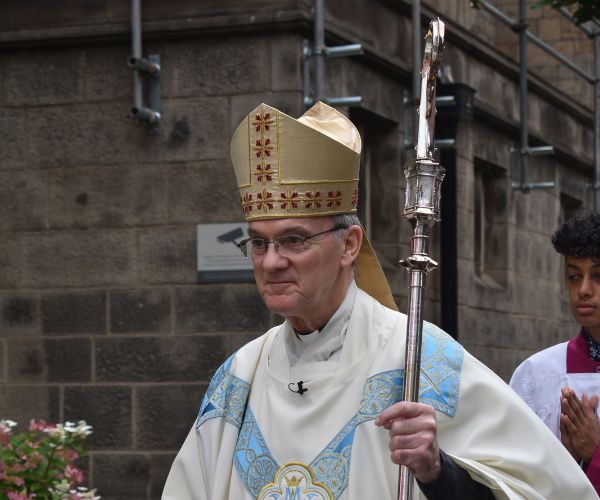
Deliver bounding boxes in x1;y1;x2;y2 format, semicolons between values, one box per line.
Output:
236;225;348;258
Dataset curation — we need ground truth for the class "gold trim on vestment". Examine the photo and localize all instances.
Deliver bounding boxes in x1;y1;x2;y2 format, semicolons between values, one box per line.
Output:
258;462;333;500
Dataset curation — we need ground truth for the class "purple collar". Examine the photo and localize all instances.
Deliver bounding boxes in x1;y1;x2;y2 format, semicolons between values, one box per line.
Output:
567;329;600;373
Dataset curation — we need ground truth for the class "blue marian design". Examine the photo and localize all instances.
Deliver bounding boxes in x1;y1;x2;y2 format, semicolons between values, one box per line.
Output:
196;354;250;429
233;327;463;498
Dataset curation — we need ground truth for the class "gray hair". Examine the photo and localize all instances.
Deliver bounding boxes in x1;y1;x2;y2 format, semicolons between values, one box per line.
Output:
331;213;362;268
333;213;361;229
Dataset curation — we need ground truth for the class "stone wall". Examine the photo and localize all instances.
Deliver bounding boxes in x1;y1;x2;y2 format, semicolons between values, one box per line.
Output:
494;0;594;107
435;1;594;380
0;0;595;497
0;11;305;496
428;0;594;107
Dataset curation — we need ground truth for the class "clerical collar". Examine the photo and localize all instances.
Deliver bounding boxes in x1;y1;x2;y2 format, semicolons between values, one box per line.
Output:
582;329;600;362
285;280;357;366
294;324;326;337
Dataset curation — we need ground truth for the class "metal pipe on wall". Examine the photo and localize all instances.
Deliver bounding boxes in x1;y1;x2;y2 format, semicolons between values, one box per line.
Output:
595;32;600;211
129;0;160;127
314;0;325;100
302;0;362;108
556;1;600;211
131;0;143;112
473;0;594;83
519;0;529;191
528;29;594;83
472;0;569;193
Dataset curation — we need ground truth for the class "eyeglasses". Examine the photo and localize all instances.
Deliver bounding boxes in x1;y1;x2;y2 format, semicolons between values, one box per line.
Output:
237;225;347;258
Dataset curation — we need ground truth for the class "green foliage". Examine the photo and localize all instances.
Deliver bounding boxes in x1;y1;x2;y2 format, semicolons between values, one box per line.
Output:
533;0;600;24
0;420;99;500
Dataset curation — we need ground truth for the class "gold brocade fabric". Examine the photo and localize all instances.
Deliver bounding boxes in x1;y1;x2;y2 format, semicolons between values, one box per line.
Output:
355;236;398;311
230;101;397;311
231;102;361;219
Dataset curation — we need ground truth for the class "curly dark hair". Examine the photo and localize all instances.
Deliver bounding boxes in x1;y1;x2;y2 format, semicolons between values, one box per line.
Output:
551;212;600;259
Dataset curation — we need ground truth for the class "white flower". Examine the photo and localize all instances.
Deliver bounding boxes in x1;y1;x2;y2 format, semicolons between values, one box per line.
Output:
49;479;71;495
60;420;93;437
0;419;17;433
72;420;93;438
74;487;101;499
45;423;67;442
64;421;76;432
49;482;100;499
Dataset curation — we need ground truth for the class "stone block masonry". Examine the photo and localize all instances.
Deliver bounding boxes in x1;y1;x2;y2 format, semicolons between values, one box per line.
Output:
0;1;595;498
0;20;278;496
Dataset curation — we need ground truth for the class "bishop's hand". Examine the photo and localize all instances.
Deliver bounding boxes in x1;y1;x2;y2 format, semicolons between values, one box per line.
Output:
375;401;442;484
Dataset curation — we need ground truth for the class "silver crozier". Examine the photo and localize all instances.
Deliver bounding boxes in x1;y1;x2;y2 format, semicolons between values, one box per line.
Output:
398;19;446;500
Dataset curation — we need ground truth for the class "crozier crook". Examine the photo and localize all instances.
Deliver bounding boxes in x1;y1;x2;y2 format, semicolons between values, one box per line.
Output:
398;18;446;500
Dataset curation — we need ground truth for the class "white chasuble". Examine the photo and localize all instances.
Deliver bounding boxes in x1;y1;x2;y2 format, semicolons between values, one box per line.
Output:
163;289;598;499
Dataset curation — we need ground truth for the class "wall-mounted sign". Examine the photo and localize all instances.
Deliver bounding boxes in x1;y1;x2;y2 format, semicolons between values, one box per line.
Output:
196;223;254;283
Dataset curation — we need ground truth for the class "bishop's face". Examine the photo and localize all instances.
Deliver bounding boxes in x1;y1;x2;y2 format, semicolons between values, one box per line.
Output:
248;217;351;333
566;257;600;342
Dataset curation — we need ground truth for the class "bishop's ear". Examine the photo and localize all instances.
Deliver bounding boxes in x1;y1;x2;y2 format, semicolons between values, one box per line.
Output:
341;225;363;266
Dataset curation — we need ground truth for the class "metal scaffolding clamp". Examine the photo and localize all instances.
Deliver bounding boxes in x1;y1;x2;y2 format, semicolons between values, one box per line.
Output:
302;0;363;108
510;144;555;192
470;0;600;197
129;0;161;132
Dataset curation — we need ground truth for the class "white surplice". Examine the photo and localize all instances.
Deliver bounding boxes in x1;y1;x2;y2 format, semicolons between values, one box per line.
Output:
163;285;598;499
510;340;600;439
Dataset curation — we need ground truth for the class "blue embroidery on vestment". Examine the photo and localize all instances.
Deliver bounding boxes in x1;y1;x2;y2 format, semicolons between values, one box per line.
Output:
309;420;354;497
419;322;463;417
309;370;405;497
234;370;406;498
358;369;404;421
196;354;250;429
233;326;463;498
234;408;279;497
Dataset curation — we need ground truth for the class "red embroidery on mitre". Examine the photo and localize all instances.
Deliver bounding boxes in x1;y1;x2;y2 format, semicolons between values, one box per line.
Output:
256;189;274;212
252;112;274;133
280;191;299;211
304;190;323;209
241;192;253;214
351;188;359;208
326;190;343;208
253;138;273;159
255;163;273;184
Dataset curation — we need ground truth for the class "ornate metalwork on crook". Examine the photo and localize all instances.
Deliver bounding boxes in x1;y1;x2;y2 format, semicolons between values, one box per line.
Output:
416;20;446;162
398;18;446;500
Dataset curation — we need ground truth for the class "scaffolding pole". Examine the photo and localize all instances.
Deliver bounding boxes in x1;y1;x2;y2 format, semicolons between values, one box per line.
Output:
302;0;363;108
595;32;600;211
471;0;600;196
554;7;600;211
472;0;594;83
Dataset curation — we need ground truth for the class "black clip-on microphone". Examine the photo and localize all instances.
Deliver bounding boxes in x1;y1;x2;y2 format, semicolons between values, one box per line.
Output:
288;381;308;395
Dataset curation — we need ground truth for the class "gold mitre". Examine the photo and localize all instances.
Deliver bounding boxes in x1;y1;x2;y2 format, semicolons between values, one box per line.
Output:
230;101;397;311
231;101;360;219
